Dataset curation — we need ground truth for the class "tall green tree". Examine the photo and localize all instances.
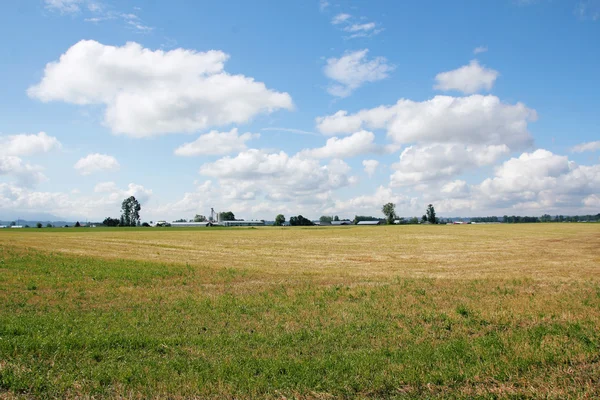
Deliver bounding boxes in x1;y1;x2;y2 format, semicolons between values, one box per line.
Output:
219;211;235;221
426;204;437;224
289;215;314;226
274;214;285;226
193;214;207;222
319;215;333;224
382;202;396;225
121;196;141;227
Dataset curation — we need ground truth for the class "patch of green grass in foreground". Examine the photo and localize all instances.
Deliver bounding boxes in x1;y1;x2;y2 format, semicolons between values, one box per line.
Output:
0;247;599;399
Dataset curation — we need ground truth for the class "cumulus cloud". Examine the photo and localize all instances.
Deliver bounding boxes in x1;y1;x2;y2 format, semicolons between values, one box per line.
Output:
0;156;47;187
0;132;61;156
473;46;488;54
441;180;470;197
199;149;356;203
298;130;383;159
390;143;510;186
434;60;499;94
74;153;120;175
362;159;379;177
174;128;259;156
316;95;536;150
0;181;152;220
28;40;293;137
571;140;600;153
93;181;153;204
324;185;418;217
583;194;600;207
324;49;393;97
435;150;600;214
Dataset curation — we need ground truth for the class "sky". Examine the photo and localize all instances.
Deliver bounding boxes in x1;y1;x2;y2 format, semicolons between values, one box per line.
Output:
0;0;599;222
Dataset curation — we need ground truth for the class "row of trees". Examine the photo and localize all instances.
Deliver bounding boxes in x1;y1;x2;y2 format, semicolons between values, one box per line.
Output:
382;203;439;224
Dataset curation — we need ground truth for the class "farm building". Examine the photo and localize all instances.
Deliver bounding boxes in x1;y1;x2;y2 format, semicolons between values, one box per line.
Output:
170;222;211;227
220;220;265;227
331;221;352;226
357;221;382;225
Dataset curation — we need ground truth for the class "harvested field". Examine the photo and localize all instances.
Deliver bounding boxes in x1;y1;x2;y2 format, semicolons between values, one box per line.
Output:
1;224;599;398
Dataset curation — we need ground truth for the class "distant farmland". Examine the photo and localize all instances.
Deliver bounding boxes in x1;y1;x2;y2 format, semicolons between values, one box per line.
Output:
1;224;599;398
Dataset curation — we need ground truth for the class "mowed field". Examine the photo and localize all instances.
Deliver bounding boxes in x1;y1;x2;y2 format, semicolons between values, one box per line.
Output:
1;224;599;399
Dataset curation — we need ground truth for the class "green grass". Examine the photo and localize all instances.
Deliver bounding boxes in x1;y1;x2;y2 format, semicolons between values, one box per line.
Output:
1;225;599;398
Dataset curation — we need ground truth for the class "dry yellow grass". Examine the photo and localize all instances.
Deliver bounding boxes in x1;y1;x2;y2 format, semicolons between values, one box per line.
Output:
2;224;599;281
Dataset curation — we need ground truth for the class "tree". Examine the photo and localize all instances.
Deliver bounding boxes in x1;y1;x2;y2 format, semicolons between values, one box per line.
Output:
319;215;333;224
382;203;396;225
36;222;42;229
334;215;340;221
103;217;120;227
274;214;285;226
421;215;427;223
75;221;81;227
121;196;141;227
193;214;207;222
10;221;15;226
219;211;235;221
426;204;437;224
409;217;419;224
174;219;187;223
289;215;314;226
46;223;53;228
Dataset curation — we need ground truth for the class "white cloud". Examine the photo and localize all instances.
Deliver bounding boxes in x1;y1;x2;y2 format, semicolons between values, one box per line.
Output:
199;149;356;203
344;22;376;33
324;49;394;97
28;40;293;137
441;180;470;197
94;181;152;204
473;46;488;54
571;140;600;153
319;0;330;12
298;130;382;159
316;95;536;150
324;185;418;217
0;181;152;220
459;150;600;213
0;156;47;187
331;13;351;24
174;128;259;156
434;60;499;94
390;143;510;186
45;0;82;13
0;132;61;156
261;127;319;136
583;194;600;207
74;153;120;175
362;159;379;177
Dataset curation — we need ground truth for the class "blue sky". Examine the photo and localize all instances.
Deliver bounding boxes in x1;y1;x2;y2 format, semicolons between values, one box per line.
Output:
0;0;599;222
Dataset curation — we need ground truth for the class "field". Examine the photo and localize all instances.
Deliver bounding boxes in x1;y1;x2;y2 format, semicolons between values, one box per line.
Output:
1;224;599;399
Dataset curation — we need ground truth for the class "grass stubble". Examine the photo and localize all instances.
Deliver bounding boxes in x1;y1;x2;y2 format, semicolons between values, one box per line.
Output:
0;224;599;399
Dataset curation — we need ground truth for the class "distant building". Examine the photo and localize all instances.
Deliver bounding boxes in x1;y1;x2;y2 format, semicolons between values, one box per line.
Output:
170;222;211;227
220;220;265;227
357;221;381;225
331;220;351;226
